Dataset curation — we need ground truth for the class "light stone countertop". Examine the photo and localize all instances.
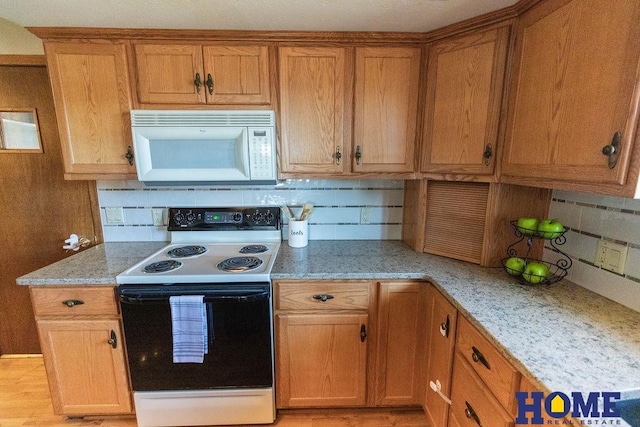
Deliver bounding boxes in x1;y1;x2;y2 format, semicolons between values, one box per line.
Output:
17;240;640;423
16;242;166;285
272;241;640;402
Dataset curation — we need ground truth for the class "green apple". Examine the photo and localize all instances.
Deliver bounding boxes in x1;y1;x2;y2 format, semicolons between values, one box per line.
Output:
522;262;549;284
516;217;539;236
537;219;564;239
504;257;525;276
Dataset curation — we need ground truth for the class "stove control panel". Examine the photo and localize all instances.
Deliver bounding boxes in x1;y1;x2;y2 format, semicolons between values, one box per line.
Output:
168;207;281;231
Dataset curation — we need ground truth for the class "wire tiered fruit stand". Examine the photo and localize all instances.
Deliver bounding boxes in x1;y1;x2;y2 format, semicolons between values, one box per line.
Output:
501;220;572;285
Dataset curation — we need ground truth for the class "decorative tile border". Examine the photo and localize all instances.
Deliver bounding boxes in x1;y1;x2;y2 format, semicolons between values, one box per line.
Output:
97;180;404;241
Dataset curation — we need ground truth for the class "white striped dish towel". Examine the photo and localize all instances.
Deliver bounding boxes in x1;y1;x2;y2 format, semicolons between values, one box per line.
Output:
169;295;208;363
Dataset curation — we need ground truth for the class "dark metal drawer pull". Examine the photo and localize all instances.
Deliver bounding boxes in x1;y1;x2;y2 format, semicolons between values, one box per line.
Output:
440;314;450;338
107;330;117;349
465;401;482;426
312;294;334;302
360;324;367;342
471;346;490;370
62;299;84;308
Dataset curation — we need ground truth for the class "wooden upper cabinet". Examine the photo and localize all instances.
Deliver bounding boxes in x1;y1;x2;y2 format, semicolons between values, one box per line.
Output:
278;46;349;174
134;43;271;105
353;47;421;173
134;44;205;104
421;26;509;175
202;45;270;104
501;0;640;186
45;42;135;178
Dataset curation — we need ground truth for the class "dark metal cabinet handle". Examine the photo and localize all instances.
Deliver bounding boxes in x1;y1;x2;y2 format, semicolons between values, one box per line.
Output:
464;401;482;426
206;73;214;95
312;294;334;302
355;145;362;165
471;346;490;370
360;324;367;342
482;143;492;165
602;131;621;169
107;330;117;349
194;73;202;94
335;146;342;165
440;314;450;338
125;146;134;166
62;299;84;308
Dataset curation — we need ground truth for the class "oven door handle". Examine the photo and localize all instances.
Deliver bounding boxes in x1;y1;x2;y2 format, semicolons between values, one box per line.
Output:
119;290;270;304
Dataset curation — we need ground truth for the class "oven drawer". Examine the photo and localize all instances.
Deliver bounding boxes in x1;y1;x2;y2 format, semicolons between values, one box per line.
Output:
456;316;520;412
31;286;118;317
275;281;371;311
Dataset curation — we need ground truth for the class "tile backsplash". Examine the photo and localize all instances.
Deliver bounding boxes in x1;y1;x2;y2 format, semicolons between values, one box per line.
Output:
97;179;404;242
545;189;640;312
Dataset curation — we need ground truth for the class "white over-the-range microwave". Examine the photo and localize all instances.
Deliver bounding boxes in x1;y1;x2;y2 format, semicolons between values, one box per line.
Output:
130;110;277;185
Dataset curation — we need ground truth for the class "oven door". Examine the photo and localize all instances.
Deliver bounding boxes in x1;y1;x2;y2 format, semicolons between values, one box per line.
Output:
118;283;273;391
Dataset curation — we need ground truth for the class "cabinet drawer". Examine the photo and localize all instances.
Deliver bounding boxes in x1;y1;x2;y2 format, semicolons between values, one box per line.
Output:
275;281;370;311
456;316;520;412
450;353;514;427
31;286;118;317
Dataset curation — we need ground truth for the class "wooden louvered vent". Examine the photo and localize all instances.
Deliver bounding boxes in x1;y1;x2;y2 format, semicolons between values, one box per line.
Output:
423;181;489;264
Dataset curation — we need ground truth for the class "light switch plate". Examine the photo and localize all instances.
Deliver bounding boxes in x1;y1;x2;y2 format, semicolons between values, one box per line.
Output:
105;207;124;225
594;240;628;275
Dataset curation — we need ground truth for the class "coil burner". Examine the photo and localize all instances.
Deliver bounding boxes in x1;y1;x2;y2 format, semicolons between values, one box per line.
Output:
166;245;208;258
239;245;269;254
217;256;263;272
143;260;182;273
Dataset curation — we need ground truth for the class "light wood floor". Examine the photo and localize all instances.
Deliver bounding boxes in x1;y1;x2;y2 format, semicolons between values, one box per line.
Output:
0;356;430;427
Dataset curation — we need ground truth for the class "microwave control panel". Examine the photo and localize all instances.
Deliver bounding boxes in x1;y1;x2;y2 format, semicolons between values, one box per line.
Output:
248;128;276;180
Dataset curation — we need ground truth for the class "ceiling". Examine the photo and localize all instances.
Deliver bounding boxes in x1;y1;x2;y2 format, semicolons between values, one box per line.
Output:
0;0;518;33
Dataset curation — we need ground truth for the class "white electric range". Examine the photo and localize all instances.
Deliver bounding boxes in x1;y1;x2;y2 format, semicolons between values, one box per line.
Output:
116;207;281;427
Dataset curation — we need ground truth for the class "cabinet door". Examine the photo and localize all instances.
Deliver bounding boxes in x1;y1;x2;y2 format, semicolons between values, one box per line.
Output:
37;320;132;415
353;47;420;173
502;0;640;185
45;42;135;177
374;282;425;406
423;285;458;427
202;45;270;105
278;46;349;174
449;353;514;427
134;43;205;104
275;313;367;407
421;26;509;175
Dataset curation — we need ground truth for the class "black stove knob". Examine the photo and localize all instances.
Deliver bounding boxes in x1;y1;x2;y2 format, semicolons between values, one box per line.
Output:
266;211;275;223
233;212;243;222
186;213;195;223
253;211;264;223
174;213;184;225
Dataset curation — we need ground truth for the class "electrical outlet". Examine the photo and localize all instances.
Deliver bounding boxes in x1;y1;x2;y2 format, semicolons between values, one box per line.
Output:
104;207;124;225
151;208;164;226
594;240;628;275
360;207;371;225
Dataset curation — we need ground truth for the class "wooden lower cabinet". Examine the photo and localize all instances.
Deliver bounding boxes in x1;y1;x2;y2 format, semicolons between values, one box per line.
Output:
374;281;426;406
274;279;428;408
30;286;132;415
276;313;368;407
423;284;458;427
274;280;373;408
450;353;514;427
